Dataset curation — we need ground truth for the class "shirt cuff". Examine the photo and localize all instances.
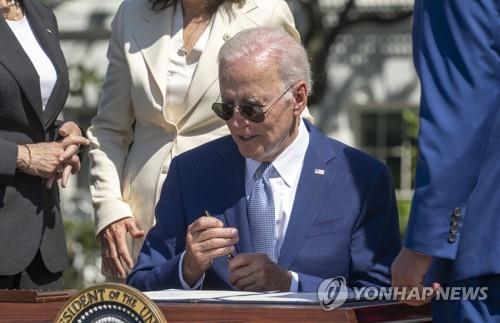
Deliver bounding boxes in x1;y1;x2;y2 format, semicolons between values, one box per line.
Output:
179;251;205;290
289;271;299;292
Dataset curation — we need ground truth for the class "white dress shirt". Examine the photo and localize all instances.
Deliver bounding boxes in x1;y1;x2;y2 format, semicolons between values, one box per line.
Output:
165;2;213;123
6;16;57;111
180;120;310;291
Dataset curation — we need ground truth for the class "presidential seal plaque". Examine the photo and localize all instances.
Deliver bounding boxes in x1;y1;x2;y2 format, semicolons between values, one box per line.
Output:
55;283;166;323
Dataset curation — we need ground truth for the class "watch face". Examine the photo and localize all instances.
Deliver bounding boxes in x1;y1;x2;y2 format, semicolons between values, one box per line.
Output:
55;284;166;323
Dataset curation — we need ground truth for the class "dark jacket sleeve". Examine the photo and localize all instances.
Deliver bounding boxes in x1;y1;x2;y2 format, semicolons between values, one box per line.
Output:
0;138;19;185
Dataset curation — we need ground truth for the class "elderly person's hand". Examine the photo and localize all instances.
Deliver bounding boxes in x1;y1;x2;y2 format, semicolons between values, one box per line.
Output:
16;133;89;182
391;247;439;306
228;253;291;292
98;217;145;279
183;216;238;287
46;121;89;188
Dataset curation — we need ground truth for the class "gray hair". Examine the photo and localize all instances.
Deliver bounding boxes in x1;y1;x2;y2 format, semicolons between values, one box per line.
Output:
218;27;312;94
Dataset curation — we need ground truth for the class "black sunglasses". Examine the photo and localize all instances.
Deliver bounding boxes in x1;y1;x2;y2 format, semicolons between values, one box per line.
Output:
212;84;295;123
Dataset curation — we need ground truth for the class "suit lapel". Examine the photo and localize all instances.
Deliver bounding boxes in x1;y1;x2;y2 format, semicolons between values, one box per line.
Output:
23;0;68;128
178;0;259;127
0;15;44;124
216;140;253;255
278;123;337;269
132;4;174;104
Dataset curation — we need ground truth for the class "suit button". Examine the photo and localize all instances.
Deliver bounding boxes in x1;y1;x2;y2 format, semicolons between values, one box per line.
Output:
453;208;461;217
450;225;458;234
448;233;456;243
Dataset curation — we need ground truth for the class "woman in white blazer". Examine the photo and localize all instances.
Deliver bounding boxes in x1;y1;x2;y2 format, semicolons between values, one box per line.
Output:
87;0;309;279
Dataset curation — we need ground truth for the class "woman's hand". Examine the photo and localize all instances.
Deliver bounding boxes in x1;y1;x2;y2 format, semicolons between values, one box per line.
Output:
17;132;89;182
45;122;89;188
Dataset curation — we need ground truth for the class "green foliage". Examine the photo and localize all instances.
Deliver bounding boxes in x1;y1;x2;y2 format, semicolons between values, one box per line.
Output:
397;199;412;237
63;217;104;289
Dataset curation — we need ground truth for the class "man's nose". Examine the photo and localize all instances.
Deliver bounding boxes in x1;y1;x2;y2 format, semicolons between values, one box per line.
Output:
229;108;249;128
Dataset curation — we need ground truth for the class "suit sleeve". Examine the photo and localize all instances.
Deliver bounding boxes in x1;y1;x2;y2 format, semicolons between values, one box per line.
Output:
405;0;500;260
87;2;135;235
0;138;18;185
127;158;187;291
296;165;400;292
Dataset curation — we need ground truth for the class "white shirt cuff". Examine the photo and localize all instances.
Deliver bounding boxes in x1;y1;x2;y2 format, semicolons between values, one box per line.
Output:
179;251;205;290
289;271;299;292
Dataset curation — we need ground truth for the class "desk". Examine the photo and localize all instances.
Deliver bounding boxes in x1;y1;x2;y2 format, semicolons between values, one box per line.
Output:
0;300;431;322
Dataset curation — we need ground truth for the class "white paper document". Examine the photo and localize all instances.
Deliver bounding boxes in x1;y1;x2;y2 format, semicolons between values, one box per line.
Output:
144;290;321;304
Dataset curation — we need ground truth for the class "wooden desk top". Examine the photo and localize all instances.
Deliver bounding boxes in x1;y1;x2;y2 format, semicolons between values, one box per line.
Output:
0;300;431;323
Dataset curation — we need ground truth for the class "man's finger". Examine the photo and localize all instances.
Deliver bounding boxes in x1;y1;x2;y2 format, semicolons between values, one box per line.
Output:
189;216;224;234
196;227;238;243
198;237;237;253
232;272;258;291
205;246;235;262
228;253;255;272
229;259;256;284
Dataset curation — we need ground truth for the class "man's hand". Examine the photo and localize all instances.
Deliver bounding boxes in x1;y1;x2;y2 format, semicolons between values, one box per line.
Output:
98;218;145;279
391;247;439;306
183;216;238;287
228;253;291;292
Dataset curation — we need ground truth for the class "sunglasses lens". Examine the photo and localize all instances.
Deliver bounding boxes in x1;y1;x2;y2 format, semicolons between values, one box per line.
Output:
212;103;265;123
212;103;233;120
240;106;265;123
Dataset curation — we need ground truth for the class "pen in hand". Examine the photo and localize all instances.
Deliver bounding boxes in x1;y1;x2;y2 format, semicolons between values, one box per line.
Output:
205;210;235;261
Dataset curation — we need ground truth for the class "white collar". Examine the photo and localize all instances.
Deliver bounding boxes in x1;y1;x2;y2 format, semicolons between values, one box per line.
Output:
246;119;309;187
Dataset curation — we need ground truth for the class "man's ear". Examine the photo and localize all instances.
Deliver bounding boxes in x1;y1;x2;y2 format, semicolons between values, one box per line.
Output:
292;81;308;116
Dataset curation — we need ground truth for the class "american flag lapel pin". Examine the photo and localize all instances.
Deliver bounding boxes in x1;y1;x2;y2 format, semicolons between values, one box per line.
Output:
314;168;325;175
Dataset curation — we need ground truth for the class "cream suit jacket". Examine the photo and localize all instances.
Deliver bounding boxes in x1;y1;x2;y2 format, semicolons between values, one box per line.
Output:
87;0;304;260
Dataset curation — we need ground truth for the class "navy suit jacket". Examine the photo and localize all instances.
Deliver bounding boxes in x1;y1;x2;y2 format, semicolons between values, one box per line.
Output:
128;121;400;292
406;0;500;284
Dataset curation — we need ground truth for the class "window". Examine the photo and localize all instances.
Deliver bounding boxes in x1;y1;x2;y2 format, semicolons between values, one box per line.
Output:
357;107;416;199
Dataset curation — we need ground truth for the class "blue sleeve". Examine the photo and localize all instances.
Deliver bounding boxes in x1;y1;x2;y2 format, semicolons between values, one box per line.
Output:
405;0;500;259
349;165;400;289
127;158;187;291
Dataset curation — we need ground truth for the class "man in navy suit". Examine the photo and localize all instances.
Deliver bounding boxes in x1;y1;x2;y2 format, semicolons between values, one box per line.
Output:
128;27;400;292
391;0;500;321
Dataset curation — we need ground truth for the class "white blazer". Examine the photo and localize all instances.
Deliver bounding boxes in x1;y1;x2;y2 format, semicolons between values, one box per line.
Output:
87;0;303;260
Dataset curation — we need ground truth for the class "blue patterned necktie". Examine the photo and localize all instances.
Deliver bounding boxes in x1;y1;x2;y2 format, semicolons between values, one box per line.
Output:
247;162;276;262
